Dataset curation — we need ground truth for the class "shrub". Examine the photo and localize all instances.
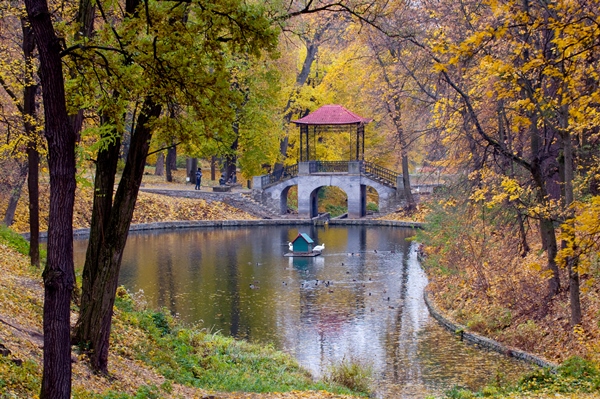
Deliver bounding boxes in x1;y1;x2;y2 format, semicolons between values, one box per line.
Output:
445;385;475;398
466;313;486;333
516;356;600;393
366;202;379;212
500;320;543;351
325;204;347;217
325;357;373;394
0;358;40;397
151;311;172;336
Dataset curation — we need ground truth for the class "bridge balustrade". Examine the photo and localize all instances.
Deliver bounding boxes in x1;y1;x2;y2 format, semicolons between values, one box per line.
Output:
362;161;397;187
314;161;351;173
261;164;298;188
260;161;398;189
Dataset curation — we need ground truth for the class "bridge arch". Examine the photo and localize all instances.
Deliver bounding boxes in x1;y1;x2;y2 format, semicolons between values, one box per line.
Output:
279;183;297;214
253;162;404;219
306;185;350;218
298;175;366;218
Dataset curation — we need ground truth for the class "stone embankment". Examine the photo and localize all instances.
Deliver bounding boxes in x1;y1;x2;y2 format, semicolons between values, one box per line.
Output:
30;218;420;239
424;290;559;370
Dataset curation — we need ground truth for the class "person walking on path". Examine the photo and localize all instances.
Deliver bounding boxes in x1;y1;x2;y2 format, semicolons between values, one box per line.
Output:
195;167;202;190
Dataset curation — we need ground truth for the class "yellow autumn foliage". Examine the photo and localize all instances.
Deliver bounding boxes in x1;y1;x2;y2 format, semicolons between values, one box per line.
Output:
557;196;600;276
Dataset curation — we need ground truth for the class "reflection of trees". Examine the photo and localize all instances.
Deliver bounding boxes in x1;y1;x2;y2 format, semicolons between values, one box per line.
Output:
383;238;419;385
225;249;241;337
156;248;177;315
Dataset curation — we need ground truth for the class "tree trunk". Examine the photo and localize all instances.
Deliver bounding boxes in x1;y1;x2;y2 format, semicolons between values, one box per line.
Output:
27;146;40;267
532;157;560;302
373;50;415;209
539;216;560;297
528;106;560;300
392;98;414;209
559;107;581;325
517;211;530;257
23;17;40;267
568;255;582;325
168;145;177;170
188;158;198;184
69;0;95;140
273;36;322;175
2;162;27;227
401;153;414;207
155;152;164;176
225;136;239;182
74;97;161;373
24;0;77;397
73;118;121;351
211;156;217;181
166;144;175;182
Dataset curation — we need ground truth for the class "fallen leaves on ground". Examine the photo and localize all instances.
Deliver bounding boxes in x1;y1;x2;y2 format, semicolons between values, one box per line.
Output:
132;191;255;224
7;181;255;233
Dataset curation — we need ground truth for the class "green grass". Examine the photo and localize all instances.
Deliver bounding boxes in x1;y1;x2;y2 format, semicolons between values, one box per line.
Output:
325;204;347;217
441;356;600;398
113;290;362;395
514;357;600;394
325;357;373;395
366;202;379;213
0;225;30;256
73;384;168;399
0;358;41;397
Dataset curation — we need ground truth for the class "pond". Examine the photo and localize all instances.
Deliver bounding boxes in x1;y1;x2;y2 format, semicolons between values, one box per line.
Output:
73;225;533;398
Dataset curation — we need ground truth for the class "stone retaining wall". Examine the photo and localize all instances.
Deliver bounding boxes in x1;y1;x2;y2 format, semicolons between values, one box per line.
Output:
423;289;558;370
329;219;421;228
25;218;422;239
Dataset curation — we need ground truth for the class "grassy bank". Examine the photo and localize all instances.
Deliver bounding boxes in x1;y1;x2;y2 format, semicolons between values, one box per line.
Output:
0;225;364;398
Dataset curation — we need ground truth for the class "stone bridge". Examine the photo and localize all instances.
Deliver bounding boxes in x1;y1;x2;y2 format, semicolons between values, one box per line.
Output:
252;161;406;219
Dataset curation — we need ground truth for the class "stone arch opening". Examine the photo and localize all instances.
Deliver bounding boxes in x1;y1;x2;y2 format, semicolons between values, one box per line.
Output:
365;185;380;214
308;186;349;218
281;185;298;215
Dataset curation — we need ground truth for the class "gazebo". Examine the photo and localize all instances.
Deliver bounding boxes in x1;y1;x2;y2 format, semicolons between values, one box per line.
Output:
252;103;403;219
292;104;372;162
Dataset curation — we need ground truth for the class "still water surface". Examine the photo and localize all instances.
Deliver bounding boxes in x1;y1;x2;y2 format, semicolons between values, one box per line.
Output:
74;225;532;397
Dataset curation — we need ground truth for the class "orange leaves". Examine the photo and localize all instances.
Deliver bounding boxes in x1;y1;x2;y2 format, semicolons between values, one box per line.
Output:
131;192;256;224
7;181;257;234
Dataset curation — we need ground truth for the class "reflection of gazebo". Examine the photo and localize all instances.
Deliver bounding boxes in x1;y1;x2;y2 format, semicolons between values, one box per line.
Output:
292;105;372;162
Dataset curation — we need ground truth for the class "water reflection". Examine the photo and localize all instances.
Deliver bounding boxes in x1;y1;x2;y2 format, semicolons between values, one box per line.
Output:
73;225;532;397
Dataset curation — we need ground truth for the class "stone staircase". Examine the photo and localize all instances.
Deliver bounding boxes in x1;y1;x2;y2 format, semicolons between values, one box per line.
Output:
139;187;284;219
226;193;276;219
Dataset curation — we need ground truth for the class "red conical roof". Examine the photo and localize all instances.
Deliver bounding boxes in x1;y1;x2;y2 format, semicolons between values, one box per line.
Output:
292;104;372;125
